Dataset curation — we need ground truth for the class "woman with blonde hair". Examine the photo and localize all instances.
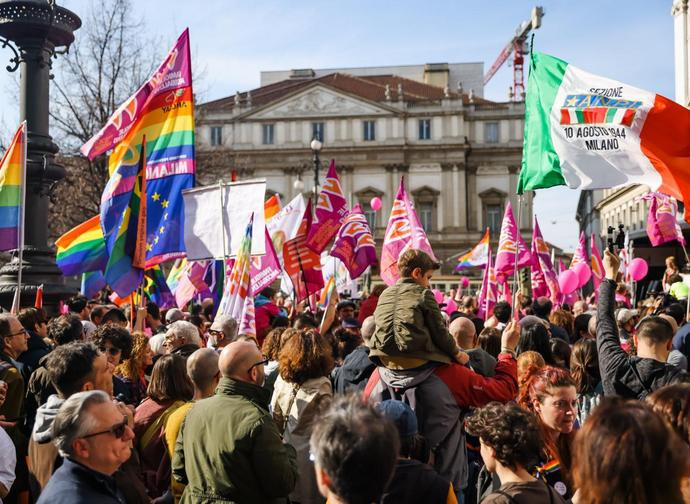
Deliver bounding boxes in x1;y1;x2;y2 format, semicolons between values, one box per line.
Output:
663;256;680;293
114;331;153;406
272;328;334;504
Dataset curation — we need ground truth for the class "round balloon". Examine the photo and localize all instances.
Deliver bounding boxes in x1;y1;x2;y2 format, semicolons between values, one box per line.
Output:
433;289;444;304
558;269;579;294
370;197;382;211
461;276;470;289
574;262;591;287
629;258;649;281
445;299;458;315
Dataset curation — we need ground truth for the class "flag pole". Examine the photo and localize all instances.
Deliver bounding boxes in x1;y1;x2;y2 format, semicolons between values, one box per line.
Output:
13;122;27;314
512;195;523;311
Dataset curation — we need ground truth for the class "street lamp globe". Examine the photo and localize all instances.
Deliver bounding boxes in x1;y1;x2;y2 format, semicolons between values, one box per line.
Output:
310;138;323;152
293;177;305;192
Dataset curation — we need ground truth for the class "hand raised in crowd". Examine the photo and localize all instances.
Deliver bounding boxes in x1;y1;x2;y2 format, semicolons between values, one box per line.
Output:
500;320;520;353
454;350;470;365
603;249;621;281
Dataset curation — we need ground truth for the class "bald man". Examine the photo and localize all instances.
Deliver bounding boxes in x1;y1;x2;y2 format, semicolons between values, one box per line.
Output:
172;341;297;503
449;316;496;377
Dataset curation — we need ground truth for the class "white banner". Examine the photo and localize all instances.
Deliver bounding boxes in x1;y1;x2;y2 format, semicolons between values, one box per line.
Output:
183;180;266;260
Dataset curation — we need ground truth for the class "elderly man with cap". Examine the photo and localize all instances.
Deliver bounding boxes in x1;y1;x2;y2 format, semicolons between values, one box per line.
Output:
172;340;298;503
207;314;239;350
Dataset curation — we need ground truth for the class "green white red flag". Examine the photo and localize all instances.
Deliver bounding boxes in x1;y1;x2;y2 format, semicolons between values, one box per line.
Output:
518;52;690;222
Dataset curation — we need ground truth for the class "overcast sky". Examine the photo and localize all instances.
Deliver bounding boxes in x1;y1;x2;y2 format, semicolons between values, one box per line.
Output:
0;0;676;251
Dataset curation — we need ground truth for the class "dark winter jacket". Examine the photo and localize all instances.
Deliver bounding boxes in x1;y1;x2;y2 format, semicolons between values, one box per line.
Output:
35;458;125;504
332;345;376;394
364;354;517;491
380;458;452;504
597;279;690;399
18;331;52;375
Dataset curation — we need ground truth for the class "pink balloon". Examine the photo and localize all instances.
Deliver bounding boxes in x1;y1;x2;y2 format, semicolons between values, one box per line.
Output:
558;269;579;295
461;276;470;288
433;289;444;304
445;299;458;314
370;197;382;211
629;258;649;281
574;262;591;288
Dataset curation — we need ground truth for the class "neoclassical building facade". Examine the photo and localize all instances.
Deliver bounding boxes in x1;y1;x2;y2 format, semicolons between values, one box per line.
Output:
196;63;531;277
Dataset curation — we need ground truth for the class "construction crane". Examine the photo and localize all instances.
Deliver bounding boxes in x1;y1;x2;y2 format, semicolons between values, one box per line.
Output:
484;6;544;101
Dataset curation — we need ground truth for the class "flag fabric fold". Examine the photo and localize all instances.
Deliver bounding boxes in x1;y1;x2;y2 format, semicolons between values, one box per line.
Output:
81;271;106;299
494;201;532;277
569;232;588;268
532;217;560;304
217;214;254;320
144;265;175;309
381;177;436;286
455;228;490;270
330;204;378;280
306;159;349;254
477;248;498;320
55;215;107;276
518;51;690;224
0;122;26;251
82;29;195;266
640;192;686;247
283;200;324;302
590;233;604;294
34;284;43;309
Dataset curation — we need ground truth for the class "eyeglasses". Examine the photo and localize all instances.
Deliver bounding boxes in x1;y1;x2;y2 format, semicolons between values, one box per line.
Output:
81;416;129;440
99;346;121;356
7;328;27;338
247;357;269;374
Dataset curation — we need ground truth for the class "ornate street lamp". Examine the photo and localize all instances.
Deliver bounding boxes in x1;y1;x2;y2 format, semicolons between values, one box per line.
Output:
0;0;81;311
310;137;322;213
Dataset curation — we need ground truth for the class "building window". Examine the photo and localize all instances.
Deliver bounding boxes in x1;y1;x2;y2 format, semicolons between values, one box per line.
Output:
363;120;375;141
210;126;222;146
363;205;377;230
262;124;274;145
312;122;325;142
419;202;434;232
485;122;499;143
418;119;431;140
487;204;502;235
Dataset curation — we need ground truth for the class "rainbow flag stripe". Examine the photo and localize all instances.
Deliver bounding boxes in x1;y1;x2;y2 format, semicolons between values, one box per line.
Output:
319;276;336;309
455;228;490;270
55;215;107;276
86;29;194;268
0;123;25;251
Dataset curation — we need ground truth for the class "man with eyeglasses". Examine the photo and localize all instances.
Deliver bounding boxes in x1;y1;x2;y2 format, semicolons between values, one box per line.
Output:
172;340;297;503
36;390;134;504
0;313;30;502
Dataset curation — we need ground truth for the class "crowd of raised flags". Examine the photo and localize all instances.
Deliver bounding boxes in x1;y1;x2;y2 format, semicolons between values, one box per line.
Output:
1;35;690;320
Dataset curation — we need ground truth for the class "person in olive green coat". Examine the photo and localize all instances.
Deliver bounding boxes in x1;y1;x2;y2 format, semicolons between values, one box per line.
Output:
370;249;467;370
172;340;298;504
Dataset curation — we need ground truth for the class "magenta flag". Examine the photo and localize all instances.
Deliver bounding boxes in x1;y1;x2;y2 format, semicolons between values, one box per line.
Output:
477;248;493;320
175;260;208;309
530;229;548;299
559;259;566;274
250;228;282;294
381;177;436;285
641;192;686;247
330;204;378;280
532;217;560;305
284;200;324;302
494;201;531;277
569;232;588;268
306;159;349;254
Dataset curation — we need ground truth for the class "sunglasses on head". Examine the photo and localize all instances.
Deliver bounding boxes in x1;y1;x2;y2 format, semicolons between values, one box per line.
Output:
81;416;128;440
99;346;120;356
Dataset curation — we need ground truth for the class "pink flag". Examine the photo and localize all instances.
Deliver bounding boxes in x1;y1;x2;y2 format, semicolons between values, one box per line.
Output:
530;236;548;299
306;159;349;254
641;192;686;247
570;232;588;268
175;260;209;309
590;233;604;294
381;177;436;286
494;201;531;277
284;200;324;302
249;228;282;294
239;286;256;338
559;259;566;274
477;248;493;320
330;204;378;279
532;217;561;304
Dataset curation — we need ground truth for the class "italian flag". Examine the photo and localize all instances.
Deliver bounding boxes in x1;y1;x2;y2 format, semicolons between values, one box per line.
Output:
518;52;690;220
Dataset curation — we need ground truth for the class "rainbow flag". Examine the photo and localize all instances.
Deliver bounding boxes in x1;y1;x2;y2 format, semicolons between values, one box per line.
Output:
82;29;194;267
102;142;147;297
264;194;282;221
217;214;253;319
144;265;175;309
455;228;490;270
55;215;107;276
166;257;187;292
81;271;106;299
318;276;336;309
0;122;26;251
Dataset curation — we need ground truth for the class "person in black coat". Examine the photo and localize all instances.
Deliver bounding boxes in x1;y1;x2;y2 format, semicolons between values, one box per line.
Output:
17;308;52;375
597;250;689;399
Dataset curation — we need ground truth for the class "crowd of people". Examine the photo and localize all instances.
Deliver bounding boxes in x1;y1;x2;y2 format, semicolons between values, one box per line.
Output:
0;247;689;504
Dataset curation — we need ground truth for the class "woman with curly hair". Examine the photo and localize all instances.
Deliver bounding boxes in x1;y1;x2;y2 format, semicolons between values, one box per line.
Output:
467;402;566;503
271;328;334;504
569;339;602;426
518;365;577;500
114;331;153;406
